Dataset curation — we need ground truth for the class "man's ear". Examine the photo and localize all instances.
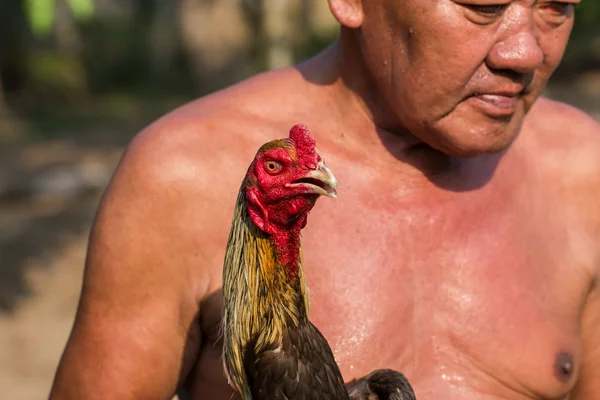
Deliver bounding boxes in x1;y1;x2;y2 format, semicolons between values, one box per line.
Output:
328;0;364;29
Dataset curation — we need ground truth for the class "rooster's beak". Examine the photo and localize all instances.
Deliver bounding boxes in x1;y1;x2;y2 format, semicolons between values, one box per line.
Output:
287;160;338;198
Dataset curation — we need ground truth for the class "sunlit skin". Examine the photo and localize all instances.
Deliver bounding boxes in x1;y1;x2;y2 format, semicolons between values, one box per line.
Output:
339;0;579;157
49;1;600;400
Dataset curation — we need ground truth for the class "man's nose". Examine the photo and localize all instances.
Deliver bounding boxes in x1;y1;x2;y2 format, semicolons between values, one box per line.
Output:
486;24;544;74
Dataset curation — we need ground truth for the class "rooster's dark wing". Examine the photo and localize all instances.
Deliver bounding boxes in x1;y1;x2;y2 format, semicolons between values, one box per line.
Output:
346;368;416;400
244;319;349;400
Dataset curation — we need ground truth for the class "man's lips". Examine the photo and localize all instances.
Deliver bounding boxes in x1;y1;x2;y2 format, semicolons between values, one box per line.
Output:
466;91;523;117
475;94;518;109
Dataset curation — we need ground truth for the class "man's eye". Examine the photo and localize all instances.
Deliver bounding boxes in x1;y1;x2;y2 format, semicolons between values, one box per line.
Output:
465;4;507;16
539;2;573;16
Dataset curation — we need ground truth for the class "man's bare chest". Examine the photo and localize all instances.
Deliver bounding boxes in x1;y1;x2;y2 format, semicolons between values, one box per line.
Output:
298;192;590;398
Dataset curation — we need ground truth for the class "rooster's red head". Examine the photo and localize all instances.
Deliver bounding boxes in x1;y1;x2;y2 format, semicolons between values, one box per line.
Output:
244;124;337;239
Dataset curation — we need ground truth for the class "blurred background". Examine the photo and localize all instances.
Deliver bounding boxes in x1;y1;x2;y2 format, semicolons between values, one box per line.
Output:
0;0;599;398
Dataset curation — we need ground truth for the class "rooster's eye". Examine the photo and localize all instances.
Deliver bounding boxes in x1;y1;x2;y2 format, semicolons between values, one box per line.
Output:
265;160;283;174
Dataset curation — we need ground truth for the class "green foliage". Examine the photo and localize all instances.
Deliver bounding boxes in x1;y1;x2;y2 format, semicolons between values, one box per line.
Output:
555;1;600;76
28;50;87;94
25;0;93;37
67;0;93;20
575;1;600;24
25;0;55;36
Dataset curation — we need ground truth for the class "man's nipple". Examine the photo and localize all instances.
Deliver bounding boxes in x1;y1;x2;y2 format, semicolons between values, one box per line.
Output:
554;351;574;382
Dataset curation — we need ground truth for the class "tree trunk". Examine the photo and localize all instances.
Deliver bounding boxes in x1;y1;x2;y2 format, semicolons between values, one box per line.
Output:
178;0;254;93
0;78;23;143
306;0;337;36
262;0;301;70
55;0;83;55
0;78;5;114
148;2;178;76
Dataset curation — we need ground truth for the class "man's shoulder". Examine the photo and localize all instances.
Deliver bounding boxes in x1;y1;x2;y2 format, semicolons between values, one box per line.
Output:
107;67;312;240
524;97;600;151
521;97;600;180
128;66;313;177
125;70;298;178
518;97;600;232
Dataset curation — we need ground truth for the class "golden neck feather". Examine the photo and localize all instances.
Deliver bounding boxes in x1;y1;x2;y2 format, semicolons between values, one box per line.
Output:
221;188;310;398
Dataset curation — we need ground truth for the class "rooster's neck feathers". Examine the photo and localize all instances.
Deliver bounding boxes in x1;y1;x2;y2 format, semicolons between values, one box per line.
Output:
222;188;310;398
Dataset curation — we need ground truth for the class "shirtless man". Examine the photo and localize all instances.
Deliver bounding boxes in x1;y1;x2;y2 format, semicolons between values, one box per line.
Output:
49;0;600;399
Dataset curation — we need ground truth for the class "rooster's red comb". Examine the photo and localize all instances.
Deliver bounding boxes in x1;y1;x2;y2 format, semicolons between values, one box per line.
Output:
289;124;319;169
289;124;315;152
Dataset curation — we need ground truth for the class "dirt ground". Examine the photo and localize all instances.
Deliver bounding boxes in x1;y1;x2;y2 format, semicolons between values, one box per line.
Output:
0;144;121;398
0;80;599;399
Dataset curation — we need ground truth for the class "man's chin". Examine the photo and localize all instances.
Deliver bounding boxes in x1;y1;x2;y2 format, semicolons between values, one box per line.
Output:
424;113;524;158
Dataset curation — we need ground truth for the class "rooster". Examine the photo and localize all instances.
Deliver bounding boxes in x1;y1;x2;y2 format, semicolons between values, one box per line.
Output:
221;124;416;400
